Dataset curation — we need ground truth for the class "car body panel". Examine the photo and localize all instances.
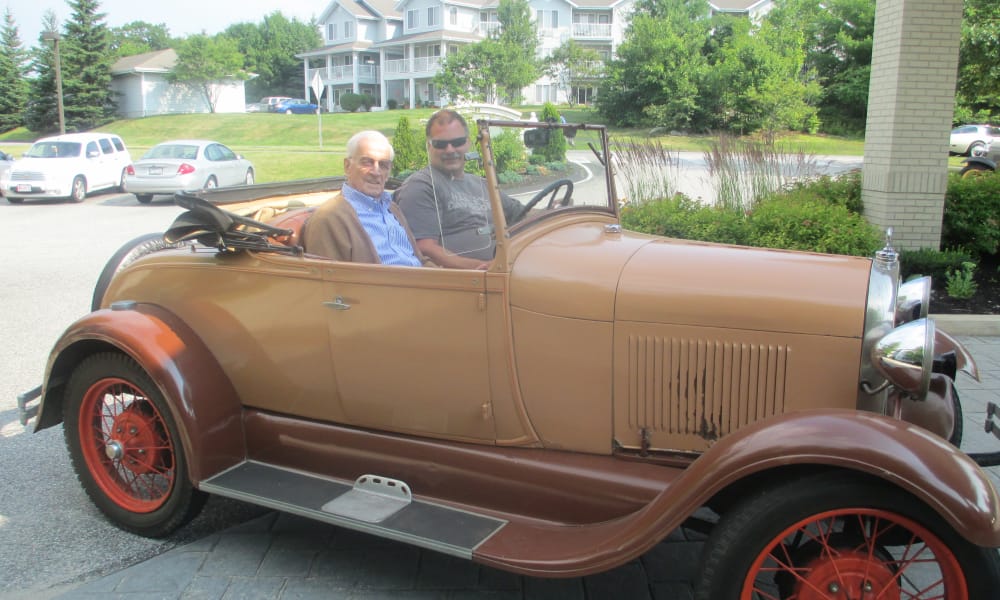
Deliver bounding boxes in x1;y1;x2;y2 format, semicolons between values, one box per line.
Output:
127;140;253;196
274;98;319;114
949;124;1000;155
6;133;131;200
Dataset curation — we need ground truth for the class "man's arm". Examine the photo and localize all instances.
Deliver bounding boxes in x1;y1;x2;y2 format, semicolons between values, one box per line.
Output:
414;238;489;270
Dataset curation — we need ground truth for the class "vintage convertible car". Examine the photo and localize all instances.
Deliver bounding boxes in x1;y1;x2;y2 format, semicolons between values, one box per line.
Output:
18;120;1000;598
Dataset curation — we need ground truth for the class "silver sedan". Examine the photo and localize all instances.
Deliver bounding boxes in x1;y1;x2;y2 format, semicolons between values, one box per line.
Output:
127;140;254;203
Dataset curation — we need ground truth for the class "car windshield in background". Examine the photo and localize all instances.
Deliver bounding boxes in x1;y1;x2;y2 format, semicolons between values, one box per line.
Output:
25;142;81;158
143;145;199;160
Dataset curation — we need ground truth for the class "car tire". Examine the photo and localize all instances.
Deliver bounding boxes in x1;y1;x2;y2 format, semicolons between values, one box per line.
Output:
7;197;23;204
91;232;181;311
204;176;218;190
63;352;207;538
69;176;86;203
245;169;254;186
118;168;128;193
694;470;1000;600
969;142;988;157
135;194;154;204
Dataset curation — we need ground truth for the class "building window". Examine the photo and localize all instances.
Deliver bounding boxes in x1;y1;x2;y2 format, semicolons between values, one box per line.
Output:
328;23;336;40
407;10;418;29
551;11;558;28
450;7;458;26
427;6;439;27
536;10;544;26
345;21;354;38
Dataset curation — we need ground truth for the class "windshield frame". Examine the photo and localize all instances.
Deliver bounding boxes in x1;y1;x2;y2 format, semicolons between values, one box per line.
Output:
475;119;619;269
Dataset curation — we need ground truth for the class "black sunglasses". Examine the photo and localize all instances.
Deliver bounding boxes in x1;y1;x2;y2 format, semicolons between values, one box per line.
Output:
429;136;468;150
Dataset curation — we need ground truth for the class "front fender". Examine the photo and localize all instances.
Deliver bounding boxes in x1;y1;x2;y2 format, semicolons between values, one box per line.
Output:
962;156;997;171
34;302;245;482
680;410;1000;547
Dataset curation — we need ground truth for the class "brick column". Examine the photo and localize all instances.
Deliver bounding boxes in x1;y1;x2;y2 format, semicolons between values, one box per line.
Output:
862;0;963;250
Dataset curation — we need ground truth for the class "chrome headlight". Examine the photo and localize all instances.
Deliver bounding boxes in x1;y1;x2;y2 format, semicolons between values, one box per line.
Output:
895;276;930;324
872;318;934;399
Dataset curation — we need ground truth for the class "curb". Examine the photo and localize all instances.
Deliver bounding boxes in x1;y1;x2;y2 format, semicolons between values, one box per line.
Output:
930;314;1000;336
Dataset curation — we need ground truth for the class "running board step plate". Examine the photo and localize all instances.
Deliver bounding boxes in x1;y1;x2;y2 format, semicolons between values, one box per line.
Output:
200;461;507;559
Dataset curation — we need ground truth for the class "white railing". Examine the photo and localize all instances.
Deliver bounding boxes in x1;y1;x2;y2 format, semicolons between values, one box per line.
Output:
383;56;442;75
478;21;501;36
307;64;381;84
572;23;612;39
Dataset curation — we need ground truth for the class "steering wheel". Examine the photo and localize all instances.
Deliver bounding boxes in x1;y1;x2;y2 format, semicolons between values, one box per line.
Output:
515;179;574;222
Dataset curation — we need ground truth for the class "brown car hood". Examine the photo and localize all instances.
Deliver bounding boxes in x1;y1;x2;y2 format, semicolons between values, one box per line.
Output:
510;224;871;338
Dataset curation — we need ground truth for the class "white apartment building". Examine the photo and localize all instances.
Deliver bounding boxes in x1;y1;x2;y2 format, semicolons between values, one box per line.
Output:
297;0;768;111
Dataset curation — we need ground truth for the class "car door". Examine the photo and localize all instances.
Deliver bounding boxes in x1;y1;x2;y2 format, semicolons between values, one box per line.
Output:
320;264;495;441
206;143;240;187
95;137;118;190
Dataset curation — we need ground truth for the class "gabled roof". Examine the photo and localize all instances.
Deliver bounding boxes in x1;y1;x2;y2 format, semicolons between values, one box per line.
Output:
110;49;177;75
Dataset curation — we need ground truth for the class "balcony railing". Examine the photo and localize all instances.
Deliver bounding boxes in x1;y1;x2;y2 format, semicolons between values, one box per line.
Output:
308;64;380;85
572;23;612;39
383;56;442;76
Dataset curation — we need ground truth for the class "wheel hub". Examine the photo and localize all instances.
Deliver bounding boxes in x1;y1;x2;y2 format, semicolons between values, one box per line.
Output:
107;403;167;475
796;550;900;599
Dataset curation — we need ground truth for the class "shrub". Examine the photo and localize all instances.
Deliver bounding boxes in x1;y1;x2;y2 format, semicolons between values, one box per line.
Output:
532;102;567;163
387;99;398;110
900;247;975;282
746;196;882;256
491;129;527;175
942;172;1000;256
945;261;978;299
772;170;863;214
391;116;426;176
620;195;751;246
340;93;366;112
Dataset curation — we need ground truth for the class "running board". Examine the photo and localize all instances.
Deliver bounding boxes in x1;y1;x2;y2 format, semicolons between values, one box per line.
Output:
199;461;507;559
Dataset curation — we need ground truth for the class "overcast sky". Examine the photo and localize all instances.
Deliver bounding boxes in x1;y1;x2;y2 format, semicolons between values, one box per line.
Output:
7;1;320;50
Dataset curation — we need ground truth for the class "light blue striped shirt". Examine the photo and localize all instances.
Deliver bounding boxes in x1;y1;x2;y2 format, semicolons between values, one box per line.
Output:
342;184;422;267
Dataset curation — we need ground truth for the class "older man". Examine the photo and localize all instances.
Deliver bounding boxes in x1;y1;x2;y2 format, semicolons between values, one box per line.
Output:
302;130;429;266
395;109;523;269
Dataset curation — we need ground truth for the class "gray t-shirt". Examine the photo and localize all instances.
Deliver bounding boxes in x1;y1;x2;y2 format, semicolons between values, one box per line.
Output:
395;167;522;261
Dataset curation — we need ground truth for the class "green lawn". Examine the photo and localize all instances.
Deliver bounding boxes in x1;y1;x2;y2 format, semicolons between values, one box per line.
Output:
0;108;890;184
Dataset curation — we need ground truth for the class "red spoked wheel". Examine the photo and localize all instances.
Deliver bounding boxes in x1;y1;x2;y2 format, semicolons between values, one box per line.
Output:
695;471;1000;600
746;508;964;599
77;377;175;513
64;353;205;537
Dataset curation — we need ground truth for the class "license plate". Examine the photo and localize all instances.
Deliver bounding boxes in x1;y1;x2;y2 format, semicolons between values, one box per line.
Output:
148;167;162;176
15;184;31;192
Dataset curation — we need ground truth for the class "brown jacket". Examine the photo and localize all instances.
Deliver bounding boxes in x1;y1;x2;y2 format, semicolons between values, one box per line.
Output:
301;191;432;265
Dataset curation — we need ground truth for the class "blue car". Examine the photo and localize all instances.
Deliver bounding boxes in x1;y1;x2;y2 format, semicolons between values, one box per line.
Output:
273;98;320;114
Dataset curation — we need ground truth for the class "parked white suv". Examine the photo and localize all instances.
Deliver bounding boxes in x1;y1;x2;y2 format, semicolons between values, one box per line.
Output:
6;133;133;204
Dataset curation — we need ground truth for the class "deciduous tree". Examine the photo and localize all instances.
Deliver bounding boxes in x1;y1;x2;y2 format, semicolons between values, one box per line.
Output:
225;13;320;99
957;0;1000;123
545;40;602;107
170;34;247;113
110;20;173;57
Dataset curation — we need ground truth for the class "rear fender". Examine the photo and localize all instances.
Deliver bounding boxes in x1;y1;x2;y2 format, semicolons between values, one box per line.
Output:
683;410;1000;547
34;303;245;482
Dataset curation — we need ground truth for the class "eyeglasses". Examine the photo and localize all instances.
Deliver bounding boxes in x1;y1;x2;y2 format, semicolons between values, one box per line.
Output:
429;136;468;150
355;157;393;172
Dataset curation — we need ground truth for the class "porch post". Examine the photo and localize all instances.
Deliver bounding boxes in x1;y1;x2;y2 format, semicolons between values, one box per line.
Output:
861;0;963;250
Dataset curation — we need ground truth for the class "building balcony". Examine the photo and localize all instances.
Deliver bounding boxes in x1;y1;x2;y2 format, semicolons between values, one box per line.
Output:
308;64;380;86
572;23;612;39
383;56;443;78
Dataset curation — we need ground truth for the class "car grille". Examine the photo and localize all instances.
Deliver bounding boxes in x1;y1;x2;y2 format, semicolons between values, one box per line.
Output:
624;336;789;439
11;172;45;181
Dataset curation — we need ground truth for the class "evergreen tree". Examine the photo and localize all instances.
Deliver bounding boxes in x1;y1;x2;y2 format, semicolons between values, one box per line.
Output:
62;0;116;130
0;8;28;132
24;11;61;133
390;115;427;177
